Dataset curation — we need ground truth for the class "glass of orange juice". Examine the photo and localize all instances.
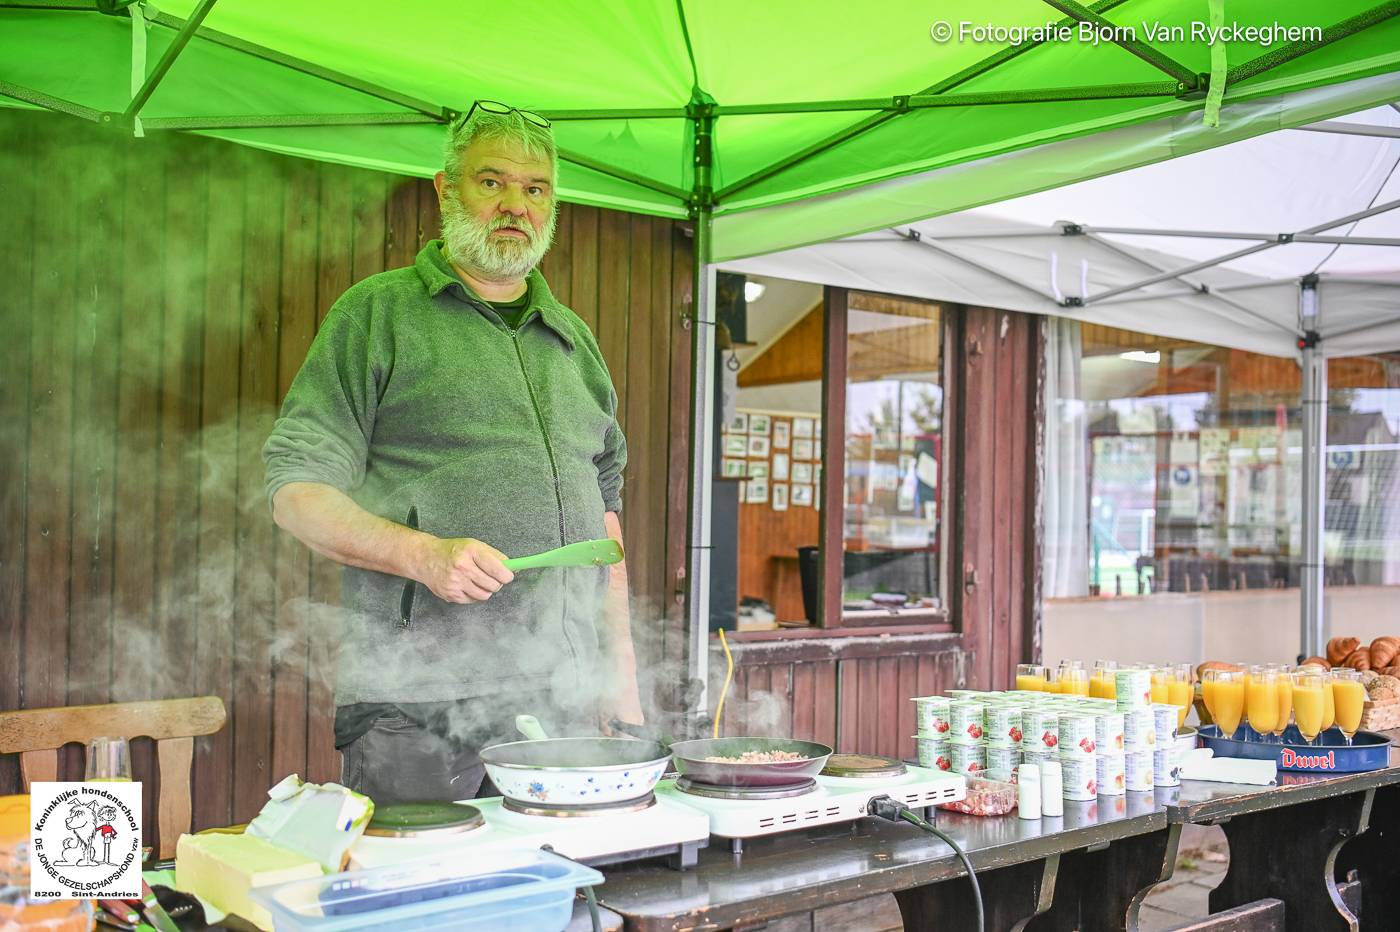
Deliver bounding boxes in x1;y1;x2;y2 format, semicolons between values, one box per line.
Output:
1270;664;1294;743
1207;669;1245;740
1332;669;1365;745
1245;666;1279;741
1321;668;1336;734
1149;666;1171;705
1060;664;1089;697
1167;663;1193;729
1016;664;1048;692
1091;660;1117;699
1291;670;1326;745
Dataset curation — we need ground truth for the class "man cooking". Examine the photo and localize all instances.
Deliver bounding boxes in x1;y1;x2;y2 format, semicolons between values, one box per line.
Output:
263;100;642;805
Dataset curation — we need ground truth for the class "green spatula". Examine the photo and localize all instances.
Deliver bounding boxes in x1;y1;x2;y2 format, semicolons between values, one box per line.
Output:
502;538;624;573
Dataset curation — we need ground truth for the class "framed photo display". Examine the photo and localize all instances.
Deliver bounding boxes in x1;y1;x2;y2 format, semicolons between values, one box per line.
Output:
772;453;790;481
747;435;770;457
749;413;771;435
792;462;813;484
747;460;769;478
724;435;748;457
792;438;814;461
727;412;749;433
792;484;814;507
772;484;789;511
746;477;769;504
772;420;791;449
793;417;814;438
721;458;745;478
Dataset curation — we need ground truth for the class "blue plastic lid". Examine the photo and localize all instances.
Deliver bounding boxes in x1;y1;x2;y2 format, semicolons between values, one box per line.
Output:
250;847;602;930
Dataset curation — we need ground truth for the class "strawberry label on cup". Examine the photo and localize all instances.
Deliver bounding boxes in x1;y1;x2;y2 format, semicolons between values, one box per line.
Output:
949;700;985;741
986;705;1024;745
1058;713;1097;757
913;697;952;735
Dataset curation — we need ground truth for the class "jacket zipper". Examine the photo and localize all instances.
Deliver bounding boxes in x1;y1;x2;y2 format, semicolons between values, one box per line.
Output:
511;329;566;546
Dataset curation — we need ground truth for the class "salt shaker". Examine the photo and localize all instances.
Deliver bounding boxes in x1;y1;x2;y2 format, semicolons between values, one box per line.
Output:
1017;764;1041;819
1040;759;1064;817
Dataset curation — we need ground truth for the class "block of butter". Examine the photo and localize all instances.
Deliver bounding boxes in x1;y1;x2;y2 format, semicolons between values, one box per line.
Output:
176;832;322;930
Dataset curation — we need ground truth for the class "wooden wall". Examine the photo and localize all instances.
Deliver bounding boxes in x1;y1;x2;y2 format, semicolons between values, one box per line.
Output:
0;109;694;840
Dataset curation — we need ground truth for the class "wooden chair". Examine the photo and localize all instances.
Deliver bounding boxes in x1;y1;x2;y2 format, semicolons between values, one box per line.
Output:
0;697;227;858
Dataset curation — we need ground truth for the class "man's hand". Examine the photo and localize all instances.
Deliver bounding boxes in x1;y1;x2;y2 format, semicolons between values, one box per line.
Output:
417;537;515;603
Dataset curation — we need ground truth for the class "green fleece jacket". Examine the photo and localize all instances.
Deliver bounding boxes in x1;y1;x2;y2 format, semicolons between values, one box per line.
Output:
263;242;626;705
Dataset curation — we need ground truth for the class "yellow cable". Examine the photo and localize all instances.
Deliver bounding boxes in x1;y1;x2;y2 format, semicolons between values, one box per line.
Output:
714;628;734;739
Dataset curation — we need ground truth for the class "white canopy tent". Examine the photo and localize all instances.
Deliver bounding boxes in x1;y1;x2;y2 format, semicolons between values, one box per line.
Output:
722;100;1400;660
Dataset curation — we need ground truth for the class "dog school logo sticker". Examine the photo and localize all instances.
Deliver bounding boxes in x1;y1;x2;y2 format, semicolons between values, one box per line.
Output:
30;782;143;899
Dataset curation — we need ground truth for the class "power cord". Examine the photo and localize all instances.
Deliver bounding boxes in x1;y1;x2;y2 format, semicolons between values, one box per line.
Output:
583;884;602;932
868;795;984;932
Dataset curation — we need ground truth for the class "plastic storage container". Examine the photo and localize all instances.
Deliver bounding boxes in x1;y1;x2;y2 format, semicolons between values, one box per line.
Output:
250;848;603;932
937;776;1018;816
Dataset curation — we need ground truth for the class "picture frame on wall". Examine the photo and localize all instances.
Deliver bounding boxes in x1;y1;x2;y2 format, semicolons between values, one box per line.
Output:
727;412;749;433
772;453;790;481
792;484;814;507
792;438;814;461
746;477;769;504
749;413;771;435
772;484;789;511
747;435;770;457
815;419;822;442
724;435;748;457
792;462;813;484
721;458;745;478
747;460;769;478
772;420;791;449
793;417;814;438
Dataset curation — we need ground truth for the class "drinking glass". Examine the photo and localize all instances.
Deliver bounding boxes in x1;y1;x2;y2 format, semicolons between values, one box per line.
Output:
85;737;132;782
1321;666;1336;734
1207;669;1245;739
1059;665;1089;697
1091;660;1118;700
1291;670;1326;745
1168;663;1194;729
1331;669;1365;745
1270;664;1293;743
1015;664;1048;692
1245;666;1279;741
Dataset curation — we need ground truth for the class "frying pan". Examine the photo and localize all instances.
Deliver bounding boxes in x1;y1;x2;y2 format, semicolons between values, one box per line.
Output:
479;719;671;807
608;721;833;788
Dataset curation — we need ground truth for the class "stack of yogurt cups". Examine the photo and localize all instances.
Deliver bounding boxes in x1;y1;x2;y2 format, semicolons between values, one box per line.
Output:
1115;667;1157;792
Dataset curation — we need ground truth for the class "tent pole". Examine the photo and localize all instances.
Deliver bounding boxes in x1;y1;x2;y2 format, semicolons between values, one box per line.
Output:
123;0;218;121
1299;277;1326;661
684;102;717;724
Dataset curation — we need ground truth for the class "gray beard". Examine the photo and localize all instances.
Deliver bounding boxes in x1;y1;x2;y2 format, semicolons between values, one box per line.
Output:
440;195;557;282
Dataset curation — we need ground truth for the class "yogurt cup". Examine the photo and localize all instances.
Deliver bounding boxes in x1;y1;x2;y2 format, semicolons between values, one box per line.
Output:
949;699;986;742
986;744;1022;775
1021;747;1057;767
1123;707;1157;751
1094;711;1126;754
949;741;986;776
1095;753;1126;796
1125;749;1155;791
912;696;953;737
1060;754;1098;801
914;735;953;771
1154;745;1185;786
1057;712;1099;757
1022;709;1060;751
1114;668;1152;710
1151;703;1180;744
986;704;1025;746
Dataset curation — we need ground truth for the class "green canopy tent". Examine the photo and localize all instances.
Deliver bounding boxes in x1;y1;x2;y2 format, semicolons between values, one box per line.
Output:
5;0;1399;710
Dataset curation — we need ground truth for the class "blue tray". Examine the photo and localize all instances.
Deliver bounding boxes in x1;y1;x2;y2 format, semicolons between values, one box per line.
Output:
1197;725;1392;773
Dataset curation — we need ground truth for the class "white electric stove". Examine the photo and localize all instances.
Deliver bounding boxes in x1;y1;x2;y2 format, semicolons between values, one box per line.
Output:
656;762;966;850
348;793;711;871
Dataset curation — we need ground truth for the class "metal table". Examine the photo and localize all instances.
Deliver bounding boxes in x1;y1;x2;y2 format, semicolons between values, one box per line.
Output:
596;738;1400;931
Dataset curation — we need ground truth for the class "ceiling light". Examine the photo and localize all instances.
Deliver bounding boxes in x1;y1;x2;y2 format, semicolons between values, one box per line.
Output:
744;281;766;303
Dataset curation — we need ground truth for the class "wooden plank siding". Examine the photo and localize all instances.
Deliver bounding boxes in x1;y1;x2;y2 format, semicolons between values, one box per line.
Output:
0;109;694;842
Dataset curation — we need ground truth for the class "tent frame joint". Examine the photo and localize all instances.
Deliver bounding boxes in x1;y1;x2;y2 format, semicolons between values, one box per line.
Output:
1061;223;1085;236
1299;329;1322;350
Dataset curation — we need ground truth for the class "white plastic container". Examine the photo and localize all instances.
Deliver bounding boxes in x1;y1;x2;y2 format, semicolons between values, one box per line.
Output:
1017;765;1041;819
1059;755;1097;801
1114;668;1152;710
1095;753;1126;796
949;700;986;742
1154;744;1185;786
1040;760;1063;817
914;736;952;771
1094;711;1125;755
949;741;986;776
1151;703;1180;744
1022;709;1060;751
1125;749;1155;791
1057;713;1098;757
912;697;953;736
1123;707;1157;751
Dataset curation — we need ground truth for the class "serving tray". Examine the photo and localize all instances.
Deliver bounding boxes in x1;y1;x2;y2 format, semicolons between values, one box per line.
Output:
1197;725;1392;773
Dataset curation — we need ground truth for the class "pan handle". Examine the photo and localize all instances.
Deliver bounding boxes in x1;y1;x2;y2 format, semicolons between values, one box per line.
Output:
609;718;675;746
